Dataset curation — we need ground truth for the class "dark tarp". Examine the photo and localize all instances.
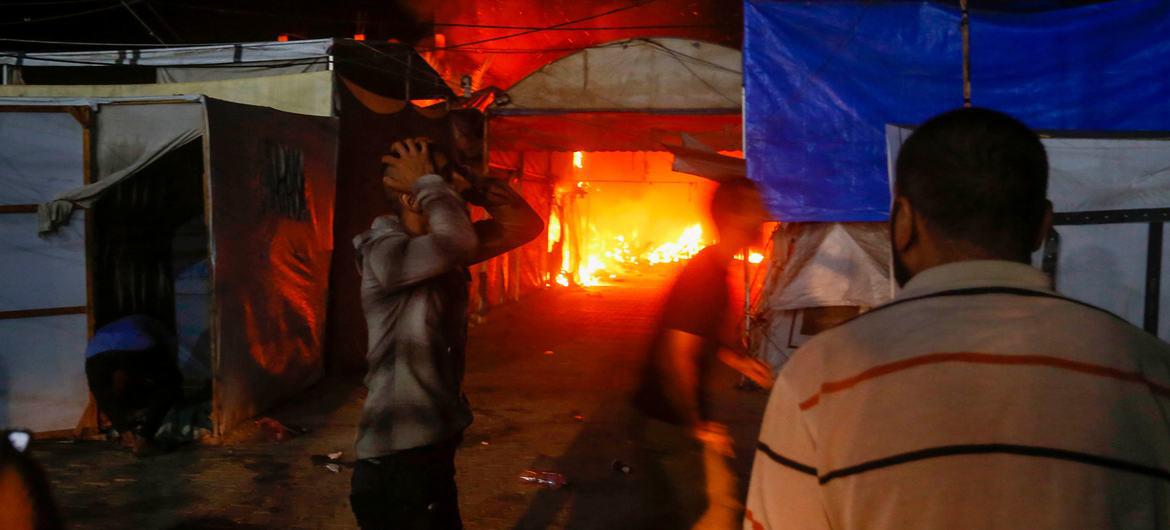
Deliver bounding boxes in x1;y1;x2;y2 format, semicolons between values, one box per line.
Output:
488;112;741;152
744;0;1170;221
205;98;338;433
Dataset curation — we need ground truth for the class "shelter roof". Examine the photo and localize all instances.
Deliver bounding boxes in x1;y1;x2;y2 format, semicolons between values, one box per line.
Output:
499;38;740;111
0;38;453;101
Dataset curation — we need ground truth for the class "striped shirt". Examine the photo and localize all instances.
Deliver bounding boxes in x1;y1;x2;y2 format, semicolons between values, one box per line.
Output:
745;260;1170;530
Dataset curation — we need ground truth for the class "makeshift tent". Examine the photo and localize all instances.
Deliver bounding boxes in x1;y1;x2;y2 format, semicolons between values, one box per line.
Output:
0;39;484;375
743;0;1170;222
0;96;338;436
750;129;1170;370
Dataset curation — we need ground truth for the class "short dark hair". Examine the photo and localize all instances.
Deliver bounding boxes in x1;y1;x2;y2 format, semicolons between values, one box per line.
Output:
895;107;1049;257
710;178;761;229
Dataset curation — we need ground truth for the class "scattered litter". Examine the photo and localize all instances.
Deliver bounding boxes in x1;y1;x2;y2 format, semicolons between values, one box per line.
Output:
543;350;555;356
325;463;341;473
309;452;353;469
253;417;307;443
612;460;632;474
519;470;567;490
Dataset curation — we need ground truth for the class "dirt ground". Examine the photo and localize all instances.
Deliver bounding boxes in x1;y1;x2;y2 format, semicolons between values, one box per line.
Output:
32;278;769;529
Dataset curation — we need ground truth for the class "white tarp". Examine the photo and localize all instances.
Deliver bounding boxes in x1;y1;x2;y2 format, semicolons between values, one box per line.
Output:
0;71;334;117
0;39;333;68
38;101;205;233
505;38;741;110
764;222;892;311
886;126;1170;341
0;110;90;432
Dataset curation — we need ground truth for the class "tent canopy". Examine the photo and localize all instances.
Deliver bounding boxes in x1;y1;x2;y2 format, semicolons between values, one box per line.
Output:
743;0;1170;222
490;38;741;152
0;38;453;101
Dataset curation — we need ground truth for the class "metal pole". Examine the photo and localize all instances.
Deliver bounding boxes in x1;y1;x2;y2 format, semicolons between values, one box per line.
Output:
1145;222;1163;335
961;0;971;107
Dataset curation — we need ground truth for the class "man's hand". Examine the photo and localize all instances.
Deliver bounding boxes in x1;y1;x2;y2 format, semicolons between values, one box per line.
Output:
380;138;434;194
694;421;735;458
718;349;774;389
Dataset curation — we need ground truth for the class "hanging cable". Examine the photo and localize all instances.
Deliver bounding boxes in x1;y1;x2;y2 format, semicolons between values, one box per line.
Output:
120;0;167;46
433;0;661;50
0;0;145;26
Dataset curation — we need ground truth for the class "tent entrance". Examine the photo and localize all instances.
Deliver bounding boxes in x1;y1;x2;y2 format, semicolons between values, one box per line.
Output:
90;140;212;400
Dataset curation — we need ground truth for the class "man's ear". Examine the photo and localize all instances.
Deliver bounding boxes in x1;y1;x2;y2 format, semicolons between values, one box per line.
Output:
891;195;917;252
1032;199;1054;252
398;193;418;213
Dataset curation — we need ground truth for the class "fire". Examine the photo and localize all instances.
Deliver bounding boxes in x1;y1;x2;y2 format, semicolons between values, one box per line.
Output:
550;223;719;287
573;151;584;169
735;251;766;264
645;224;705;265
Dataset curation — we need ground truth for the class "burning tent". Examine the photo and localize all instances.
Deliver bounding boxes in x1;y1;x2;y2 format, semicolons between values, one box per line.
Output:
484;38;748;298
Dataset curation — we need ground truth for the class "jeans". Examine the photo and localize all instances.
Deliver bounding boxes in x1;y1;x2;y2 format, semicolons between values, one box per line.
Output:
350;436;463;530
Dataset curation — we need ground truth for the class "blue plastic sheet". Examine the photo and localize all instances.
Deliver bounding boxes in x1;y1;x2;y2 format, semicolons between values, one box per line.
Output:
744;0;1170;222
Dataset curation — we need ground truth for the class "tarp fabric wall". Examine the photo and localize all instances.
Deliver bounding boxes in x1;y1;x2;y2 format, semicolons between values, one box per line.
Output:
505;38;741;110
0;39;335;68
887;127;1170;340
204;99;338;432
0;71;334;117
0;109;89;432
37;101;204;233
744;0;1170;222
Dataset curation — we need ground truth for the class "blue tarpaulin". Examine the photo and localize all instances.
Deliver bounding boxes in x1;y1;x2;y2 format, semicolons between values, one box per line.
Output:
744;0;1170;222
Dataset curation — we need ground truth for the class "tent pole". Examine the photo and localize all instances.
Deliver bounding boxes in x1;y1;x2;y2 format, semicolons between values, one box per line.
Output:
1145;222;1163;335
961;0;972;107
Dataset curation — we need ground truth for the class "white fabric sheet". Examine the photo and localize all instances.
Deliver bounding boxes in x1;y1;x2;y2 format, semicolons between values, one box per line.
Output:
37;101;204;233
0;111;84;204
887;126;1170;340
0;315;91;433
0;214;86;311
0;39;334;67
506;38;741;110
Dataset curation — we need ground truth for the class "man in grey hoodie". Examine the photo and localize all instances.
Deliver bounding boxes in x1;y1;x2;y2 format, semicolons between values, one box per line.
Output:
350;138;543;530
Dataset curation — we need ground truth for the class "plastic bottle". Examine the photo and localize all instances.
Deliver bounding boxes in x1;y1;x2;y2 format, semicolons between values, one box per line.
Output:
518;470;567;490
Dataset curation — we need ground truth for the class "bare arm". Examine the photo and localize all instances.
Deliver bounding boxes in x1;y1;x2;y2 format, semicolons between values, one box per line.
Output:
466;179;544;265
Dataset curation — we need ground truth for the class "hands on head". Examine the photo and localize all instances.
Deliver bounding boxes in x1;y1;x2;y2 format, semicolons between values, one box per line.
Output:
381;137;473;202
381;138;435;196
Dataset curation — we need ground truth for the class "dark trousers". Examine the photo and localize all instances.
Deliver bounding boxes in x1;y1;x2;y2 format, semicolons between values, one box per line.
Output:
84;347;183;437
350;437;463;530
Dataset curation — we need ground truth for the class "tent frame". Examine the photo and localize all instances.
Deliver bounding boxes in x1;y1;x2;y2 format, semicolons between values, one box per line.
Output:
1051;208;1170;335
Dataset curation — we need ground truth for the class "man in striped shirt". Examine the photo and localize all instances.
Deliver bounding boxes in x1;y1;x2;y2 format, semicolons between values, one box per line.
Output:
745;108;1170;529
